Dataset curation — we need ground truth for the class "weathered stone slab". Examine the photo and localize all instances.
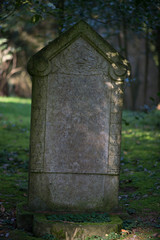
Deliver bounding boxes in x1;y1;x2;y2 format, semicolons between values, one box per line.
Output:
33;214;122;239
27;20;130;211
28;174;119;211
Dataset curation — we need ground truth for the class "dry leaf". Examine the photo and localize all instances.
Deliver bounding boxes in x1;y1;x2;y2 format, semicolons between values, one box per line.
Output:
121;229;129;235
152;233;160;238
0;204;5;213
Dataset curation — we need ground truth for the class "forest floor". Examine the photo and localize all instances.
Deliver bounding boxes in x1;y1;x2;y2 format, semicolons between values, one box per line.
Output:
0;97;160;240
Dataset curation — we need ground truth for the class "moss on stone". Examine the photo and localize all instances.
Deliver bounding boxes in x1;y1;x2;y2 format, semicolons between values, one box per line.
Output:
47;212;111;223
9;230;42;240
51;229;65;239
33;213;122;238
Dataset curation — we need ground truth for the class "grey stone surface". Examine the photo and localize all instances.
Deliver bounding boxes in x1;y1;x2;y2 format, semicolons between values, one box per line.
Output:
28;173;119;211
27;20;130;211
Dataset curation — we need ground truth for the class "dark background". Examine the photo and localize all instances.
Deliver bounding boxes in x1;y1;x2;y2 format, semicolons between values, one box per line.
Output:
0;0;160;110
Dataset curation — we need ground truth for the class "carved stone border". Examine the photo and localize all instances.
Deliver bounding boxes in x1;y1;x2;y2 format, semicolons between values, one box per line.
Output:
29;76;47;172
108;81;124;174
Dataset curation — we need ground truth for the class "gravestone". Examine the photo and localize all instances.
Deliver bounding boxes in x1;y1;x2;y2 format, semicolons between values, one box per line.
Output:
27;20;130;212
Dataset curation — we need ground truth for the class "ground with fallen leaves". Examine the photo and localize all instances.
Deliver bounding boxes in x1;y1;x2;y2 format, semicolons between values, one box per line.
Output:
0;97;160;240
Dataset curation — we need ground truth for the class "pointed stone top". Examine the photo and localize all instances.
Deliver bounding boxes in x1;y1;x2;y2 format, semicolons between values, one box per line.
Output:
27;20;130;81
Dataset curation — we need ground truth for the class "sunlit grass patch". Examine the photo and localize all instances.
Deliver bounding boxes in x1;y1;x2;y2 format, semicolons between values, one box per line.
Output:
0;97;30;210
0;96;31;104
0;96;31;156
120;109;160;214
0;172;28;209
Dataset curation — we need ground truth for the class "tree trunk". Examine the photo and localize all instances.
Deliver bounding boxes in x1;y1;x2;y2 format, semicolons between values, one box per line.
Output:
117;28;123;55
156;27;160;103
144;27;149;104
130;59;141;110
122;17;128;59
55;0;65;35
122;19;129;109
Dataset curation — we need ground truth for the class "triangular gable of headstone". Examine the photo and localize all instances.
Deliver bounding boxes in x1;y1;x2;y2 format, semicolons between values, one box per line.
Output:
27;20;130;212
28;20;130;81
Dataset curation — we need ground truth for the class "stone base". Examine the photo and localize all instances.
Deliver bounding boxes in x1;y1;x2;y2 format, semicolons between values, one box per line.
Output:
9;230;42;240
17;202;123;239
33;214;122;239
28;173;119;212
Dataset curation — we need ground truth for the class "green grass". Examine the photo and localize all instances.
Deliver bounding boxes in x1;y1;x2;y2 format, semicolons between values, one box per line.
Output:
0;97;160;239
120;110;160;215
0;97;30;212
0;97;31;154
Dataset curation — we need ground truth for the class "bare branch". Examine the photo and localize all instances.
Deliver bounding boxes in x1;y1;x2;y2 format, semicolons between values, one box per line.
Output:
0;7;15;23
6;67;22;80
12;53;17;70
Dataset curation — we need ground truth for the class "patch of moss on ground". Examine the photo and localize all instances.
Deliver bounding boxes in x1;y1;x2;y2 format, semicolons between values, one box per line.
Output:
120;110;160;214
0;97;30;211
9;229;42;240
0;97;31;154
0;172;28;209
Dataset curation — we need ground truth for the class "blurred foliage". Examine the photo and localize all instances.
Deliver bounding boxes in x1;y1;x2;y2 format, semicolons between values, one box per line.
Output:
0;0;160;105
0;1;159;40
0;0;159;29
0;38;22;95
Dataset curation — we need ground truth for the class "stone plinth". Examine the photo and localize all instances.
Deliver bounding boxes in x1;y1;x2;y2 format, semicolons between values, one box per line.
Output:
16;202;123;239
33;214;122;239
27;20;130;212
